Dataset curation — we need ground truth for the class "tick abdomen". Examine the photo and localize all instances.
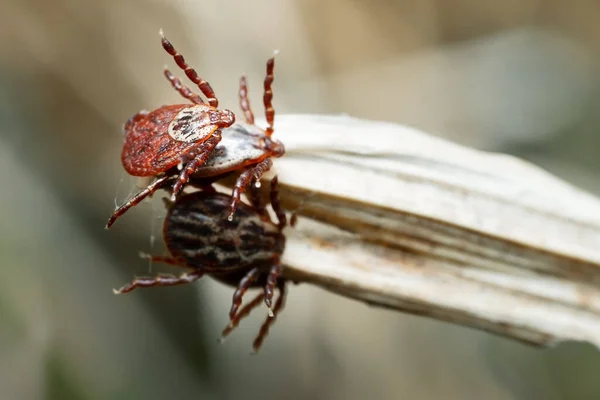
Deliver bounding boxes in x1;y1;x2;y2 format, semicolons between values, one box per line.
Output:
164;192;285;273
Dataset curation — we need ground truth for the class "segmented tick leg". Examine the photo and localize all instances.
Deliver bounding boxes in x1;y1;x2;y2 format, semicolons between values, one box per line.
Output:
221;291;265;340
113;270;204;294
248;177;269;220
251;157;273;182
290;212;298;227
229;267;260;320
171;132;222;200
239;76;255;124
228;168;254;221
263;57;276;137
160;29;218;107
269;175;287;229
106;175;175;229
263;262;282;316
164;68;204;104
228;158;273;221
253;282;286;353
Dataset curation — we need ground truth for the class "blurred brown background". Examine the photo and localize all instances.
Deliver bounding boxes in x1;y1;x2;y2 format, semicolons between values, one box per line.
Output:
1;1;600;399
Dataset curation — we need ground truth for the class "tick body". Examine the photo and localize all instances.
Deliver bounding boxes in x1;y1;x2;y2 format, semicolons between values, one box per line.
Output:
121;104;234;176
113;177;288;352
107;54;284;228
164;190;285;273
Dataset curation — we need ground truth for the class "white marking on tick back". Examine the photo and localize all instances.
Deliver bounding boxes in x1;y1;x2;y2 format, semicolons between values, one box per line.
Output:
168;105;215;142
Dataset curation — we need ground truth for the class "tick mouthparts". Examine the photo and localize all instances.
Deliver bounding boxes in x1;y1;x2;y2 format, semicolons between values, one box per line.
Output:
220;109;235;126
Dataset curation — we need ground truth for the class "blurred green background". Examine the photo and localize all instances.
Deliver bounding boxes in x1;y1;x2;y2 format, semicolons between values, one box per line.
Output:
1;1;600;399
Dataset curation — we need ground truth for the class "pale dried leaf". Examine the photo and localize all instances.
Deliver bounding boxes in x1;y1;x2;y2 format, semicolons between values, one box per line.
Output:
251;114;600;348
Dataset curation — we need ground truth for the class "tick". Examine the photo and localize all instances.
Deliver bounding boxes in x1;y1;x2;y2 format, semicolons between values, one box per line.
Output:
106;54;284;228
118;30;235;208
113;177;288;352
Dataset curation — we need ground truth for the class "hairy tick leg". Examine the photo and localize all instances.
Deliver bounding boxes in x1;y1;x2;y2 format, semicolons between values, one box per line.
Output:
106;175;174;229
229;267;260;320
263;262;282;315
221;291;265;340
113;270;204;294
253;282;286;352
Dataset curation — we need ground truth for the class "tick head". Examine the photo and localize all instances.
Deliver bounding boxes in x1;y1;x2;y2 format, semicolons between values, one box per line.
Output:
265;138;285;158
213;108;235;128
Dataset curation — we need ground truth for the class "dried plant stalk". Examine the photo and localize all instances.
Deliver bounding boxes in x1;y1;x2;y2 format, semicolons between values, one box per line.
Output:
242;114;600;348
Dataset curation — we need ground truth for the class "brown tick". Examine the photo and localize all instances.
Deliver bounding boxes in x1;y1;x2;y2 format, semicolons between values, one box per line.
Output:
106;53;284;228
113;177;288;352
116;29;235;214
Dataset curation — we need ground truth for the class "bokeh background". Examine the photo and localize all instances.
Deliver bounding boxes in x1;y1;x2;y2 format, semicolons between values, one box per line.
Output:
2;1;600;399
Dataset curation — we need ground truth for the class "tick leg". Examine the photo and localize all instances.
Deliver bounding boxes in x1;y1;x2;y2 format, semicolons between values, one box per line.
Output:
171;132;222;200
248;177;270;220
106;175;175;229
263;262;282;315
164;68;204;104
251;157;273;182
263;57;276;137
229;267;260;320
228;158;273;220
228;167;254;221
221;291;265;339
113;270;204;294
290;212;298;227
239;76;255;124
113;254;202;294
253;282;286;353
160;29;218;107
269;175;287;229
